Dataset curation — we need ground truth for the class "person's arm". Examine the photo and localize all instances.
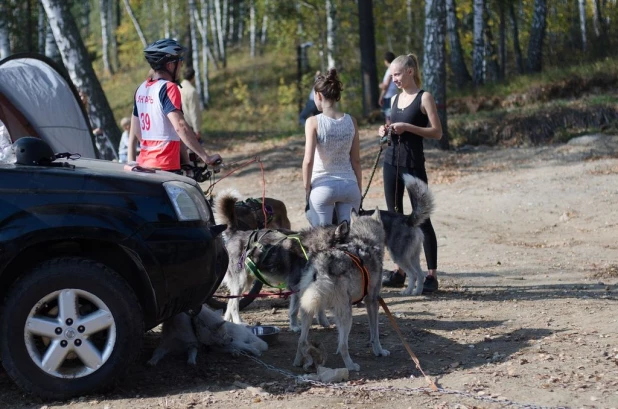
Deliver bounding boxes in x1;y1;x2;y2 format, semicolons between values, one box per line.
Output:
167;110;221;164
302;116;318;201
127;115;142;162
350;117;362;194
389;92;442;140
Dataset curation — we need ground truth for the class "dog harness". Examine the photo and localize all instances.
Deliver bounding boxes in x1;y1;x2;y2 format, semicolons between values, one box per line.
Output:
243;230;308;289
343;251;370;305
235;198;274;230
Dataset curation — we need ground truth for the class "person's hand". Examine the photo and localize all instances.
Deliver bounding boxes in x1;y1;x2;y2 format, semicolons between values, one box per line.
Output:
389;122;406;135
378;125;388;137
378;97;384;107
203;153;222;166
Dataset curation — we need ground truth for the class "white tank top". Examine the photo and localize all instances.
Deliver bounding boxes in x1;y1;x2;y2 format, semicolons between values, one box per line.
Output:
311;113;357;184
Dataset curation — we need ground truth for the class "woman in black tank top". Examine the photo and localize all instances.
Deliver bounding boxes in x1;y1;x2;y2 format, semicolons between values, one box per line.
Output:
378;54;443;293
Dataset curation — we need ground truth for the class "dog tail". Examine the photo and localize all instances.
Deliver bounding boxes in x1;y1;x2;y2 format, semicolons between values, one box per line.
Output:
402;174;434;228
214;189;242;230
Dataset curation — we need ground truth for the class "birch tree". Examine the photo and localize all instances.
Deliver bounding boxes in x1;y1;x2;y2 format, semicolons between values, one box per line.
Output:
164;0;171;38
100;0;113;75
0;1;10;59
472;0;485;85
424;0;448;150
578;0;587;51
198;0;211;104
45;24;61;63
214;0;227;66
122;0;147;47
189;0;204;108
357;0;379;117
109;0;118;70
446;0;471;88
526;0;547;73
38;3;46;54
41;0;121;151
326;0;337;69
260;0;269;51
250;0;256;57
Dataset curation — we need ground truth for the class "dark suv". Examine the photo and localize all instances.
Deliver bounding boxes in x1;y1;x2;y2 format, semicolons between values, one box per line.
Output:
0;55;228;400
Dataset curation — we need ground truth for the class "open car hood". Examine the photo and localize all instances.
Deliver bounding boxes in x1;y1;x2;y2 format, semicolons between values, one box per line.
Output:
0;53;97;158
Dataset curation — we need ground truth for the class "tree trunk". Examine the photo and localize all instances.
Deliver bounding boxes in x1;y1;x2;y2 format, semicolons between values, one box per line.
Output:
163;0;171;38
591;0;608;55
424;0;449;150
100;0;113;75
41;0;121;155
197;0;211;104
189;0;204;109
357;0;379;117
38;2;46;54
109;0;118;70
260;0;269;51
326;0;336;69
526;0;547;73
472;0;485;85
406;0;413;52
509;2;524;75
498;1;506;80
121;0;147;47
214;0;226;66
226;0;235;46
578;0;587;51
446;0;471;88
209;0;220;60
45;23;61;63
0;1;10;59
249;0;256;57
484;3;500;82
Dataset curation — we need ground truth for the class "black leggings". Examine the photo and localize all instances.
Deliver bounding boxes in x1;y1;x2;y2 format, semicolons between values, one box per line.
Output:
383;162;437;270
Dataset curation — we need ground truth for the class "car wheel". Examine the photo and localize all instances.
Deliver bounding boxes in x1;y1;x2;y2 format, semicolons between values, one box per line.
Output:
0;257;144;400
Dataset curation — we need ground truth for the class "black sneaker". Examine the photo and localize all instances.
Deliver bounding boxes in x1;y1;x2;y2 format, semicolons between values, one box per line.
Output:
382;270;405;288
422;275;439;294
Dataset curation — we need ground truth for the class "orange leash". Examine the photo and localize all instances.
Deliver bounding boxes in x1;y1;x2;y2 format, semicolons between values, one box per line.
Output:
343;251;369;305
378;296;439;392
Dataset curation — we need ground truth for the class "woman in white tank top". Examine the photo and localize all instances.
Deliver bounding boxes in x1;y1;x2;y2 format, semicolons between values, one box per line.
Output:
302;69;362;226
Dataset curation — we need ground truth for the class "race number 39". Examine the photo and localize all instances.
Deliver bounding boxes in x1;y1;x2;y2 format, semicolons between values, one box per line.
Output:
140;113;151;131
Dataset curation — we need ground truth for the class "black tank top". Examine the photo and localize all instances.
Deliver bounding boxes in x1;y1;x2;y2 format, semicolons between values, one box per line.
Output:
384;90;428;169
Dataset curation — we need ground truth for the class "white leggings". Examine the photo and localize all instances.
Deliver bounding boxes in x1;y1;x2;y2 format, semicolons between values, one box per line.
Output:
307;179;361;226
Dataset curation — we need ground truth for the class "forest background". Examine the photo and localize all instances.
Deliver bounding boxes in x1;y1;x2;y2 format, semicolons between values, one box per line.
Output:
0;0;616;152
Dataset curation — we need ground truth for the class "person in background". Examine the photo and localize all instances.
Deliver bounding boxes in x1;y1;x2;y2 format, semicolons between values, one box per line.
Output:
298;71;322;127
78;89;118;161
117;117;138;163
302;68;362;227
128;38;221;170
378;53;443;294
379;51;398;126
180;67;202;142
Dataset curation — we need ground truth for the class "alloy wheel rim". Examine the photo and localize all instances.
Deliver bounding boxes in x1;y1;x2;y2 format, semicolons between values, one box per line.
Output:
24;289;116;378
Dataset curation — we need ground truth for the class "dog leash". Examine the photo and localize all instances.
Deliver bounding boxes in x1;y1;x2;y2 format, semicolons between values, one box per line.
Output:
359;132;390;212
378;296;438;392
343;251;369;305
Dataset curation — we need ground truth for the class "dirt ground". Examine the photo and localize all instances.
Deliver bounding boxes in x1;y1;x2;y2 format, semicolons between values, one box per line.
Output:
2;130;617;409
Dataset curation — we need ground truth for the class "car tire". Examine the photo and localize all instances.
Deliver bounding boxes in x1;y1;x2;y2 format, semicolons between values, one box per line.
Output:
0;257;144;400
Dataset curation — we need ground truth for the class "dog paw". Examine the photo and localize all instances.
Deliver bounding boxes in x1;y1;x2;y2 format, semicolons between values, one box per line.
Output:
347;362;361;372
293;357;303;367
401;288;413;296
290;324;301;333
375;348;390;357
146;359;158;367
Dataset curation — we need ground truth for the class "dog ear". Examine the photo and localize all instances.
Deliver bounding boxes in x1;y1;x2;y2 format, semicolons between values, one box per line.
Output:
335;219;349;240
213;320;226;331
372;207;381;223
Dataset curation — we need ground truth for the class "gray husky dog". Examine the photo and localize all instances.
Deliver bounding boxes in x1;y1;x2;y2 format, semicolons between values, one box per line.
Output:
294;209;388;372
215;190;348;330
363;174;434;296
147;305;268;366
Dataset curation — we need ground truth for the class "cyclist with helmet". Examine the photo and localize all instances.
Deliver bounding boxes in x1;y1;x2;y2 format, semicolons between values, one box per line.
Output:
128;38;221;171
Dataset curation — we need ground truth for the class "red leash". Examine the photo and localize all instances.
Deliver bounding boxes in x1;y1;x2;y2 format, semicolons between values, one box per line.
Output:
211;288;297;300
